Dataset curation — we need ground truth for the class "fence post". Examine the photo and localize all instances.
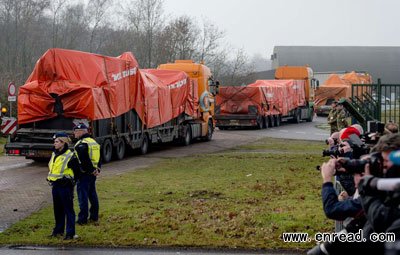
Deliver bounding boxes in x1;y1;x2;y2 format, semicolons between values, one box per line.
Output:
377;79;382;121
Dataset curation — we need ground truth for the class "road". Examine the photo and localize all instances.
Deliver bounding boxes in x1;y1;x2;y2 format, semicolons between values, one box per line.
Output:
0;246;302;255
0;116;328;254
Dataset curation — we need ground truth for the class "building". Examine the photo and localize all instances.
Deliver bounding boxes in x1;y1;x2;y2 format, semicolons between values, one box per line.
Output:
271;46;400;83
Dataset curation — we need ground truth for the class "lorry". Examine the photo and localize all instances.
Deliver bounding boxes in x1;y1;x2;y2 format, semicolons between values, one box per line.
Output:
215;66;317;129
5;49;216;162
315;71;372;116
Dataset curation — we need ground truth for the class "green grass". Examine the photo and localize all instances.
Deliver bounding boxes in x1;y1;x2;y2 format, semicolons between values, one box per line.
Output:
0;138;331;250
0;137;6;155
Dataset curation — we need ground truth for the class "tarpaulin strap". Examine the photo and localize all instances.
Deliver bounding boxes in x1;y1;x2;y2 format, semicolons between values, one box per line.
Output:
102;57;115;134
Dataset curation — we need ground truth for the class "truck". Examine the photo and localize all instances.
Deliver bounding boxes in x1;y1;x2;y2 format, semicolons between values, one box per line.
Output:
215;66;317;129
315;71;372;116
5;49;216;162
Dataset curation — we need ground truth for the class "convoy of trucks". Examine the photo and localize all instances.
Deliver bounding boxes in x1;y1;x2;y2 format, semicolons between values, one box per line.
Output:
4;47;321;162
215;66;318;129
5;49;216;162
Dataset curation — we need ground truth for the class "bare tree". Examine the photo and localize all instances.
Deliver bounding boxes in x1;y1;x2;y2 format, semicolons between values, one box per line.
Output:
197;19;224;62
155;15;198;63
58;3;88;49
126;0;164;67
221;48;254;85
50;0;66;47
86;0;113;52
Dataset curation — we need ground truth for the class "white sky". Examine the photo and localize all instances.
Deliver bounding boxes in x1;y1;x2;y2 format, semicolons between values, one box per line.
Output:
163;0;400;58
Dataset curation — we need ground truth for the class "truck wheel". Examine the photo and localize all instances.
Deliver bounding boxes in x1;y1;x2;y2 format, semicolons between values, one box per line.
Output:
114;138;126;160
205;119;213;141
140;134;149;155
182;125;191;145
102;139;113;163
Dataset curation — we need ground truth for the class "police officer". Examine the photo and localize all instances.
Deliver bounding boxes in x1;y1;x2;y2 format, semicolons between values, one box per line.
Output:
336;102;349;131
47;132;80;240
73;123;101;225
327;101;338;134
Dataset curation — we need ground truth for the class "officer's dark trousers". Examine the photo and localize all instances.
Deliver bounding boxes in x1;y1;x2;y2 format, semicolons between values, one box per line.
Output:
77;174;99;223
52;183;75;236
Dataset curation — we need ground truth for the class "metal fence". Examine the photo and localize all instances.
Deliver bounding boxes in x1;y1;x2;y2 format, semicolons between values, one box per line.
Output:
351;79;400;128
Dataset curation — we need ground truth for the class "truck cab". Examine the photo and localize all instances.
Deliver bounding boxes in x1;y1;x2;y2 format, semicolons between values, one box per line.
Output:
158;60;215;137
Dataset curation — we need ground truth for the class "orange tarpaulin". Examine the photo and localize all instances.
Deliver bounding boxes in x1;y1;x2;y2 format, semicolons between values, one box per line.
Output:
248;80;306;116
18;48;195;128
137;69;192;128
315;72;372;106
216;80;306;117
18;48;139;124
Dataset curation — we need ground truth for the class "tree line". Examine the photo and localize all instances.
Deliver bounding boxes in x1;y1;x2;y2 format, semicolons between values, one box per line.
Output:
0;0;260;104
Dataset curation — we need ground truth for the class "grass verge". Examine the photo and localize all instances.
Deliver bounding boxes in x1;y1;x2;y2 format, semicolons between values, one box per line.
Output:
0;137;6;155
0;138;331;250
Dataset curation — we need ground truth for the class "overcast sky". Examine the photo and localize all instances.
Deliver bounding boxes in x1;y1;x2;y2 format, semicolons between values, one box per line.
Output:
163;0;400;59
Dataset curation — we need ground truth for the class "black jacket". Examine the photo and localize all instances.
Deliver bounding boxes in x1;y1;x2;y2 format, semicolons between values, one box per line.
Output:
74;133;101;174
359;176;400;236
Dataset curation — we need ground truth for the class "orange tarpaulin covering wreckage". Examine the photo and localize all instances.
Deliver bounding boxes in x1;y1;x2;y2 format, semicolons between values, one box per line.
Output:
315;72;372;107
216;79;306;117
18;48;195;128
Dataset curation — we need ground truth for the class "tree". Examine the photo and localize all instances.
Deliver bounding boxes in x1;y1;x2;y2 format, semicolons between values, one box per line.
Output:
197;19;224;63
155;15;198;64
126;0;164;67
50;0;66;48
86;0;113;52
221;47;254;86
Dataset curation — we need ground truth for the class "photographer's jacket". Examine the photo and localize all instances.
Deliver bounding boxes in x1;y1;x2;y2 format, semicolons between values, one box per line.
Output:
322;182;363;221
359;175;400;236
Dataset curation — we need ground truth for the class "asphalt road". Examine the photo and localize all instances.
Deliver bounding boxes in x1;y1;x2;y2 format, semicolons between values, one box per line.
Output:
0;116;328;254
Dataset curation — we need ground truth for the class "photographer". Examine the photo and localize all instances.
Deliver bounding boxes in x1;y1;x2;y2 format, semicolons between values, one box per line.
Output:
320;158;364;221
310;134;400;254
333;125;367;197
358;133;400;240
308;135;385;255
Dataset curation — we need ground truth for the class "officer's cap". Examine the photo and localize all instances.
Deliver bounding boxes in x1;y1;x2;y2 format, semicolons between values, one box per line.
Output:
73;123;88;130
53;132;69;139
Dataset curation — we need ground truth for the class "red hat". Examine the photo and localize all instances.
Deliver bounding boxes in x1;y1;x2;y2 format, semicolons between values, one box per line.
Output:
340;126;361;141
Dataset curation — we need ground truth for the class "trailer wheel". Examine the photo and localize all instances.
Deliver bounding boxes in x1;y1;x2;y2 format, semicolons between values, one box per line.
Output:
205;119;213;141
269;116;275;127
274;115;281;126
102;139;113;163
140;134;149;155
114;138;126;160
294;109;301;124
182;125;192;146
263;117;269;129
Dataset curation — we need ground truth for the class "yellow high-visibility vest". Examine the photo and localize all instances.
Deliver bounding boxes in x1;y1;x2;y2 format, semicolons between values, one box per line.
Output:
47;149;74;182
74;137;100;168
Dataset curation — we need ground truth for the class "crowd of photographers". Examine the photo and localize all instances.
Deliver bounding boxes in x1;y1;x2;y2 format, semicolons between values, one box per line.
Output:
308;121;400;255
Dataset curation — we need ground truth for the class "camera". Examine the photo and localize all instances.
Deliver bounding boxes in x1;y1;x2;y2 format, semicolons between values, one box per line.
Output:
367;120;385;134
338;152;383;177
322;147;342;157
